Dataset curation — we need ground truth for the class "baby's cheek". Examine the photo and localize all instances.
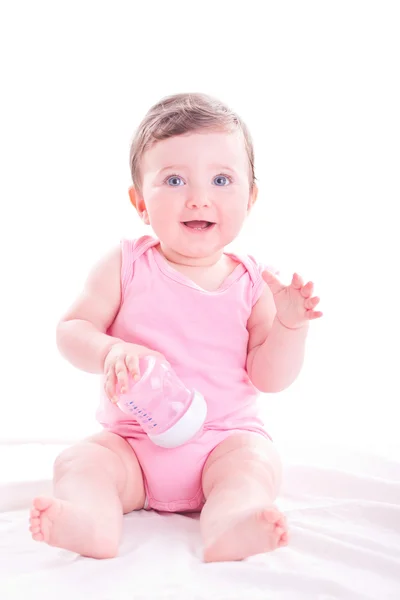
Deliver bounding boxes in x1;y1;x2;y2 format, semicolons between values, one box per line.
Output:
222;208;248;233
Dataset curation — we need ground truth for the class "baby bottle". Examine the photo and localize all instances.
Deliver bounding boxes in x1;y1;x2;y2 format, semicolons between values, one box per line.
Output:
116;356;207;448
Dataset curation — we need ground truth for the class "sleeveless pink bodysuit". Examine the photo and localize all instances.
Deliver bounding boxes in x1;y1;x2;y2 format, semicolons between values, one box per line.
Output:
96;235;272;512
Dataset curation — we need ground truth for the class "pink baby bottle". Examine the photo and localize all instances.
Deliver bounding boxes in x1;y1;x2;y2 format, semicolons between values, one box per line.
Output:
116;356;207;448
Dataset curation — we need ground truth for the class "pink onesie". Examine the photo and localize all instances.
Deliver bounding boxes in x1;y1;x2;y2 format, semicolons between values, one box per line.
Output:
96;235;272;512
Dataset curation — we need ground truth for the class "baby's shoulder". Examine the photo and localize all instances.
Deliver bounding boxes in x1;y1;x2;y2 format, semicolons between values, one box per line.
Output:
228;250;279;308
229;251;279;283
120;235;158;260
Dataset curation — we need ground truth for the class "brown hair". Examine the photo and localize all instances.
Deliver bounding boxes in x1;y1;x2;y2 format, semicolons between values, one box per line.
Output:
129;92;256;193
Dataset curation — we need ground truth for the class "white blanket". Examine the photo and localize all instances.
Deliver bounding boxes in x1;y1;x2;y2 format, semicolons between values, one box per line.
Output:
1;441;399;599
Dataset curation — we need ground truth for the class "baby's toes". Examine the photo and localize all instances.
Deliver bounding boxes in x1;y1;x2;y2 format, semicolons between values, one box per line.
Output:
30;523;44;540
30;521;44;541
279;531;289;547
29;520;41;533
275;514;287;530
263;506;281;524
29;510;43;539
29;514;40;529
270;511;288;547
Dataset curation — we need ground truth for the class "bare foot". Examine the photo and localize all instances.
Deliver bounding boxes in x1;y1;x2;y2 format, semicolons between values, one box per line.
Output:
203;506;288;563
29;497;119;559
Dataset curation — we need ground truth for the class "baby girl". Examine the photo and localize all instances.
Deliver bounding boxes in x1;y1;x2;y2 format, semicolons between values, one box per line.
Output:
29;92;322;562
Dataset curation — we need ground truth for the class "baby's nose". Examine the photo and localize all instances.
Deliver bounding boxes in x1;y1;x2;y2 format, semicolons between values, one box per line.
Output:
186;191;212;208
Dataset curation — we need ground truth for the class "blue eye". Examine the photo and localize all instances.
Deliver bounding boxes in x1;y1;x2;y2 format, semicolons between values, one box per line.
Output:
213;175;230;186
166;175;184;186
164;173;232;186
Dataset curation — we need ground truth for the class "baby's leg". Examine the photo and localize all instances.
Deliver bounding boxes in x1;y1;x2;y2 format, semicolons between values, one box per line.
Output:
201;433;287;562
29;431;145;558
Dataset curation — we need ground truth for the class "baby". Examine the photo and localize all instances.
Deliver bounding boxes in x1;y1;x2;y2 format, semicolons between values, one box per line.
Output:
29;93;322;562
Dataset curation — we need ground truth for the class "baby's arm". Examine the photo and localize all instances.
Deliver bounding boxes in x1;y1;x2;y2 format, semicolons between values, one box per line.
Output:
56;246;124;374
246;285;309;393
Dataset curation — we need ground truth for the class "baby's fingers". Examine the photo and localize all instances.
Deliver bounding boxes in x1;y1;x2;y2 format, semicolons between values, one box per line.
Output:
301;281;314;298
305;296;320;310
126;354;140;381
115;356;129;394
105;369;118;403
307;310;323;319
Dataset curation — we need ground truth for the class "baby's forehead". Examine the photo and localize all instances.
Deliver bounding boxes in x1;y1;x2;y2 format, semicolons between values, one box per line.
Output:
143;129;248;170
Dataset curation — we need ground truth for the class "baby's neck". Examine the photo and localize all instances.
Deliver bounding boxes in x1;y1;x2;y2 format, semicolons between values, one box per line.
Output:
156;242;238;292
157;244;224;268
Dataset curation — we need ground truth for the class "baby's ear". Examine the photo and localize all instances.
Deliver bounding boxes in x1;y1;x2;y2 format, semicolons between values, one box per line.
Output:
247;184;258;212
128;185;139;209
128;186;149;224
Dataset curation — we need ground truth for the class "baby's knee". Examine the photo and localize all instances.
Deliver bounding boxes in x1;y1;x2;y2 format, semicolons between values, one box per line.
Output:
53;441;114;479
203;435;282;494
217;446;279;481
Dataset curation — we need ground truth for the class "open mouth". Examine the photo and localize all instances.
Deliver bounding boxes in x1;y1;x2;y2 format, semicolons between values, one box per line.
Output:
182;220;215;231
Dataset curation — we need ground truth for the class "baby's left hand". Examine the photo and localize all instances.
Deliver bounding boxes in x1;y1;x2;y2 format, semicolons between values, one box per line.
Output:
262;270;323;330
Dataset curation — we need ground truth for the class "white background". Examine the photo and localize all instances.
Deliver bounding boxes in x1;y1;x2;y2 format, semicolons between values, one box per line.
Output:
1;1;399;453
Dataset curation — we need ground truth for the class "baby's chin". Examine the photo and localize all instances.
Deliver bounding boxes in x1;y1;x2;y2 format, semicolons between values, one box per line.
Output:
159;238;226;265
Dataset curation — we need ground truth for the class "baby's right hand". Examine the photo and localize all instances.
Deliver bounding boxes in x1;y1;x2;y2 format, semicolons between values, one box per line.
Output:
103;342;165;404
